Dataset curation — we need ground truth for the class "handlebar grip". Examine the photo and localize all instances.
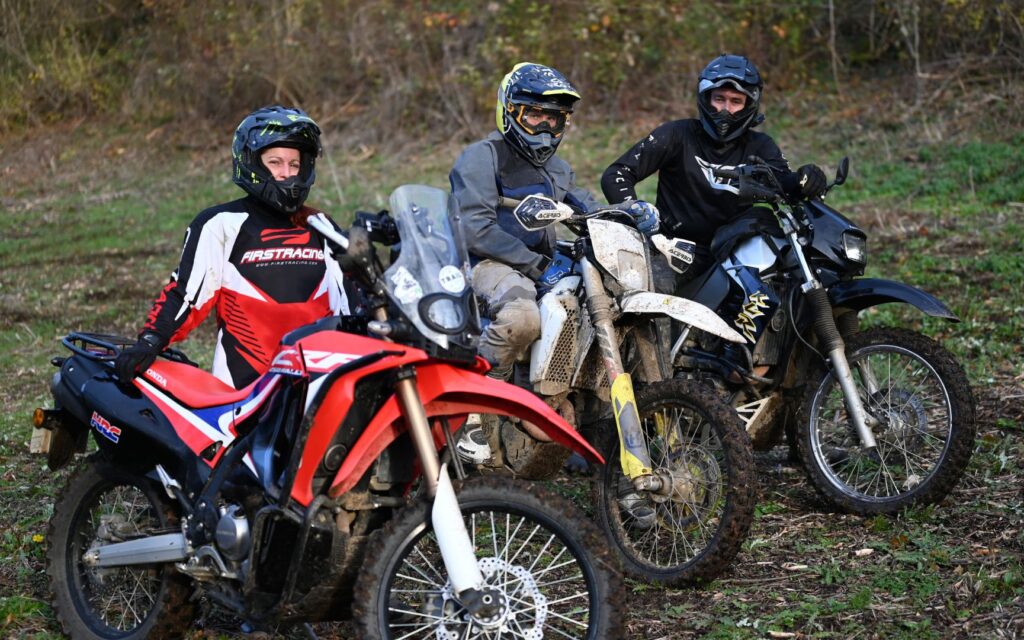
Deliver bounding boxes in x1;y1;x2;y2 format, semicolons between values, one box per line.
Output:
604;200;635;212
712;167;740;180
497;196;522;209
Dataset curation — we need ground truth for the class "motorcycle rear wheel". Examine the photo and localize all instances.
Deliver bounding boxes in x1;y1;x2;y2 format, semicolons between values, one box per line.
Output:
594;379;756;585
798;327;976;515
352;476;623;639
46;456;195;640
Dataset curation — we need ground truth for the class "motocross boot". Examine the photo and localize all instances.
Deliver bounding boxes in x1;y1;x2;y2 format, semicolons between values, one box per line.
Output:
456;413;493;465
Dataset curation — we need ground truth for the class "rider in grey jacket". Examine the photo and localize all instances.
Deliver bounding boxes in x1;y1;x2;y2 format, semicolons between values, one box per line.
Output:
449;62;658;466
450;63;602;384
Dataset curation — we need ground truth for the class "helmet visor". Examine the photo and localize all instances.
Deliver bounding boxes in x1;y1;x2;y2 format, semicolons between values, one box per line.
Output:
698;78;759;103
511;104;570;137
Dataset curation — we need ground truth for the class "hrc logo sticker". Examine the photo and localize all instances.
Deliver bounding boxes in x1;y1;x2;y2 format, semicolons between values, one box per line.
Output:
90;411;121;444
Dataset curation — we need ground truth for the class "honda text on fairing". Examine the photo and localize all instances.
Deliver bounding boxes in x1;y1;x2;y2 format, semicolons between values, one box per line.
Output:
664;158;976;515
33;185;623;640
467;194;757;586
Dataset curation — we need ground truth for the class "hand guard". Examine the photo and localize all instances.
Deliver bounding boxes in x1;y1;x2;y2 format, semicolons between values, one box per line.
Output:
114;332;166;381
626;200;660;235
797;164;827;198
512;195;573;231
649;234;698;274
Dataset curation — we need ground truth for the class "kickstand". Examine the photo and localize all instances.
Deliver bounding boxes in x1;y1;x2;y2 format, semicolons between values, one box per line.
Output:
302;623;320;640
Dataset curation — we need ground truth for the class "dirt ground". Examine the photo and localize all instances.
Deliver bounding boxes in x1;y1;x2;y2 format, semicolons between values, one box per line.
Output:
614;381;1024;639
2;379;1018;639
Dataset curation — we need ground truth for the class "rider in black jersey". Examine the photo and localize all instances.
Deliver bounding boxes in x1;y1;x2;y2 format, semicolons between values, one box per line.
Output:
602;54;828;285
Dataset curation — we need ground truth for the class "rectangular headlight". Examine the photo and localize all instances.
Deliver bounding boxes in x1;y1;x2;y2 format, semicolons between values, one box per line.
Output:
843;232;867;263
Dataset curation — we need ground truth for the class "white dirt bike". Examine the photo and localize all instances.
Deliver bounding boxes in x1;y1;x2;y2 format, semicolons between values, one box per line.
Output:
468;195;758;586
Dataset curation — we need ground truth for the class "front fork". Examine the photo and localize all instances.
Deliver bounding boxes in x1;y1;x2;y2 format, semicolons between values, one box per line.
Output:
394;368;487;601
579;259;663;492
787;225;879;449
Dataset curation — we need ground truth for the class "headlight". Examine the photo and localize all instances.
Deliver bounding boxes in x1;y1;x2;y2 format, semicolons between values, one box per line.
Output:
842;232;867;263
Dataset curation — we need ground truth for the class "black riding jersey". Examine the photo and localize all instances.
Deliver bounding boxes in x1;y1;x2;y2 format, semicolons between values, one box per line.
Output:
601;119;790;245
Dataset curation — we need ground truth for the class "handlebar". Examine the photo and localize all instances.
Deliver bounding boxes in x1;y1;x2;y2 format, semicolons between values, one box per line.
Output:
711;160;785;204
712;155;850;203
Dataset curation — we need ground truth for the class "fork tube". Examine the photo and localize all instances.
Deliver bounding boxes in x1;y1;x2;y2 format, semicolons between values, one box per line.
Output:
669;326;691;368
784;225;879;449
579;258;655;482
799;271;879;450
393;367;484;594
579;258;626;378
375;304;444;493
393;370;441;495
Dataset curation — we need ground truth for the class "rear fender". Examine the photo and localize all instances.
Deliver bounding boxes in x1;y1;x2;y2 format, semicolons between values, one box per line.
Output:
828;278;959;322
50;356;210;487
324;363;601;499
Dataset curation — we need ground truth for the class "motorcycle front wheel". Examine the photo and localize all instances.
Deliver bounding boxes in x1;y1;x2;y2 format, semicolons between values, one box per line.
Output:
798;327;976;515
46;455;195;640
352;476;623;640
594;379;756;585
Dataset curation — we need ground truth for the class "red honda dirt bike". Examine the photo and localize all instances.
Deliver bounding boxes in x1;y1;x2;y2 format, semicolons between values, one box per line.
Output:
33;185;622;639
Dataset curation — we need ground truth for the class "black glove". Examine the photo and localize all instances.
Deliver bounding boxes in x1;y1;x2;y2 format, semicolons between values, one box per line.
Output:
796;164;827;198
115;332;166;381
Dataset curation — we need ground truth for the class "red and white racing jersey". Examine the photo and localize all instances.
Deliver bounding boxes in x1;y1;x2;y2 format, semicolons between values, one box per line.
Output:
144;197;349;388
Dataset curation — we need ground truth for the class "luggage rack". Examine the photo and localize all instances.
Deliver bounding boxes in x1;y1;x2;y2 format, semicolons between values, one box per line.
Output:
61;332;132;361
61;331;197;366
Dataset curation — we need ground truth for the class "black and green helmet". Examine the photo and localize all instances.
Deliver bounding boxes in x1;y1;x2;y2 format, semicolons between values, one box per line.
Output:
231;105;322;214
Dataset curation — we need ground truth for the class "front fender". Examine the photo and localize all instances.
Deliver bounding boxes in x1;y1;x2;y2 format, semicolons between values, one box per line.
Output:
620;290;746;343
326;363;602;498
828;278;959;322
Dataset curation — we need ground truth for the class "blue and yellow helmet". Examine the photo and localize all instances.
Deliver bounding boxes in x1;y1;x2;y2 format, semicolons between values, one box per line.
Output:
496;63;580;165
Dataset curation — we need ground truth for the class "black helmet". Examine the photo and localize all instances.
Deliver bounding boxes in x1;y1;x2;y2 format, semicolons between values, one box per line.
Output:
232;105;322;214
697;55;764;143
496;62;580;165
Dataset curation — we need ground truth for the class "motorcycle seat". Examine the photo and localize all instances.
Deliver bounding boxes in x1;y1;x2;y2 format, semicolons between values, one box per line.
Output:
142;360;255;409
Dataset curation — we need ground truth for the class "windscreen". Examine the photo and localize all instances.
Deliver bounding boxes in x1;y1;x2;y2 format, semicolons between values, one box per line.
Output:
384;185;474;350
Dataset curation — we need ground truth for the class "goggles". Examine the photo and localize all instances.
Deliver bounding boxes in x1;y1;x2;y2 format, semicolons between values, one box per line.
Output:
510;103;571;137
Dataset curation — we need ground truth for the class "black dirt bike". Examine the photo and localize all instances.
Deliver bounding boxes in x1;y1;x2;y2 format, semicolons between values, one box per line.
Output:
669;158;976;515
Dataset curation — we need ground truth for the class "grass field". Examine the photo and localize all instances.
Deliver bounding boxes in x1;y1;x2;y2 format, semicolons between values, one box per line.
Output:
1;78;1022;638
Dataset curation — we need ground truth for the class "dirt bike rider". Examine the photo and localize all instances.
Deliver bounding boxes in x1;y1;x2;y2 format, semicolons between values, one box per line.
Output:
601;54;828;373
449;62;660;464
115;105;351;389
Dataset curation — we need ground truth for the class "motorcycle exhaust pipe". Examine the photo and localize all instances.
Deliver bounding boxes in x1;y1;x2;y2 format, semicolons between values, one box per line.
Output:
82;533;189;568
